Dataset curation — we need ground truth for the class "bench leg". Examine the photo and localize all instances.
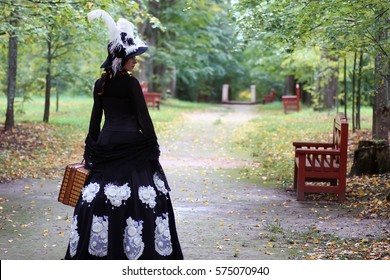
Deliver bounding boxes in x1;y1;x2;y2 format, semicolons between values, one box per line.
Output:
296;170;305;201
293;162;298;190
337;178;346;202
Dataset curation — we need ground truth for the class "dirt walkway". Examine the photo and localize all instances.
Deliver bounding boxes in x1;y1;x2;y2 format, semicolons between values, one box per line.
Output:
0;104;389;260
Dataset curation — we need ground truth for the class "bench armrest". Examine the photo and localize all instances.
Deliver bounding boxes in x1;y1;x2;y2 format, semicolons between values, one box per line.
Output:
293;142;333;149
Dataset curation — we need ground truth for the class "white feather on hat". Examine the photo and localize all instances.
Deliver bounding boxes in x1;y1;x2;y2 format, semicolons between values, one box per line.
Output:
87;9;148;75
87;9;118;42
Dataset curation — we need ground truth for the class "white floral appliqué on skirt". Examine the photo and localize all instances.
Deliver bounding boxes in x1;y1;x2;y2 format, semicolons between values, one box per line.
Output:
153;172;168;195
88;215;109;257
123;216;145;259
69;215;80;257
138;185;157;208
154;213;173;256
104;183;131;207
82;182;100;204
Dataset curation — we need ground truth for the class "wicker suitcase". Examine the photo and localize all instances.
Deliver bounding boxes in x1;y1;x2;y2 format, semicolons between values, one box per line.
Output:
58;162;89;207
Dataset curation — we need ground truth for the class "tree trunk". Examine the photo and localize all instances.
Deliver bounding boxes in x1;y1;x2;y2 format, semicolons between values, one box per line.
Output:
352;52;356;132
356;52;363;130
372;18;390;143
43;39;52;123
318;50;338;110
324;66;338;109
5;32;18;131
343;57;347;116
285;75;295;95
139;0;159;91
56;78;59;113
373;52;390;143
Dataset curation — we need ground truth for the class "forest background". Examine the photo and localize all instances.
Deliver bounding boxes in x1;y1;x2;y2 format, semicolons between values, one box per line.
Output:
1;0;389;141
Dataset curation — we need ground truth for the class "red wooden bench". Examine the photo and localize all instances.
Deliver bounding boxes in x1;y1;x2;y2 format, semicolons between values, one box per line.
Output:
262;88;276;104
292;112;348;202
282;84;300;113
144;92;161;110
140;82;161;110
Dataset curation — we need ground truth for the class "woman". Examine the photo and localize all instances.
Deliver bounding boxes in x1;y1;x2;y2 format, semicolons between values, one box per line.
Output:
64;10;183;260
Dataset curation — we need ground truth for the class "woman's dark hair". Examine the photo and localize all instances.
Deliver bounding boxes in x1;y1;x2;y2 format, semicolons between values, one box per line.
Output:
97;69;129;95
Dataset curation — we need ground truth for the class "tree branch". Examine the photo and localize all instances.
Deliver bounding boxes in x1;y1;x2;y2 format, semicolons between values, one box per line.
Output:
365;31;388;57
375;8;389;20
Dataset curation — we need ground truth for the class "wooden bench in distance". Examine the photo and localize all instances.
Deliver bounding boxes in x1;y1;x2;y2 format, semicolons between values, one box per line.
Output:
262;88;276;104
144;92;161;110
292;113;348;202
282;84;300;113
141;81;161;110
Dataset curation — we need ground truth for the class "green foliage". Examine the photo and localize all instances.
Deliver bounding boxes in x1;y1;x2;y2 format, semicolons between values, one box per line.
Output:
235;0;389;56
154;0;250;101
233;0;388;110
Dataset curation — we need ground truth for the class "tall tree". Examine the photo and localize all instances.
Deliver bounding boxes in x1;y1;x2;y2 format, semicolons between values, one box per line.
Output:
5;17;18;131
372;17;389;142
1;1;23;131
36;1;86;122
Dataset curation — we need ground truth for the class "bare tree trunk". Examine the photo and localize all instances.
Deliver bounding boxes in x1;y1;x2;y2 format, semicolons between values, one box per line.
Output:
343;57;347;116
373;52;390;143
356;52;363;130
285;75;295;95
324;68;338;109
139;0;159;91
56;78;59;113
319;50;338;110
352;52;357;132
5;32;18;131
43;39;52;123
372;14;390;143
169;66;177;98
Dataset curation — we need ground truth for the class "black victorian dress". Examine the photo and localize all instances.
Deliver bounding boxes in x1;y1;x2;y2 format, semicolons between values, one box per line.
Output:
64;72;183;259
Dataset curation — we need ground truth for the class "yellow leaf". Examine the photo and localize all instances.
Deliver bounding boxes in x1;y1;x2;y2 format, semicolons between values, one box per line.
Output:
357;188;365;197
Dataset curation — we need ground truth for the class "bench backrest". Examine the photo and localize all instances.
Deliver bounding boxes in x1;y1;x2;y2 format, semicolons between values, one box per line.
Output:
333;112;348;168
144;92;161;102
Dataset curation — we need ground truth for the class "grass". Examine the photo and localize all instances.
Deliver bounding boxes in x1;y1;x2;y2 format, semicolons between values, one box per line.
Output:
0;95;211;131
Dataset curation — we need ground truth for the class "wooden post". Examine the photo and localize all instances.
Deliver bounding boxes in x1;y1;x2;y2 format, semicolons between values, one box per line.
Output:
251;85;256;103
222;84;229;103
296;84;300;111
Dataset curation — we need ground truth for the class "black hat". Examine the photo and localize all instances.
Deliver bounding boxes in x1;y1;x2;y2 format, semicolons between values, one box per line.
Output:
88;9;148;75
